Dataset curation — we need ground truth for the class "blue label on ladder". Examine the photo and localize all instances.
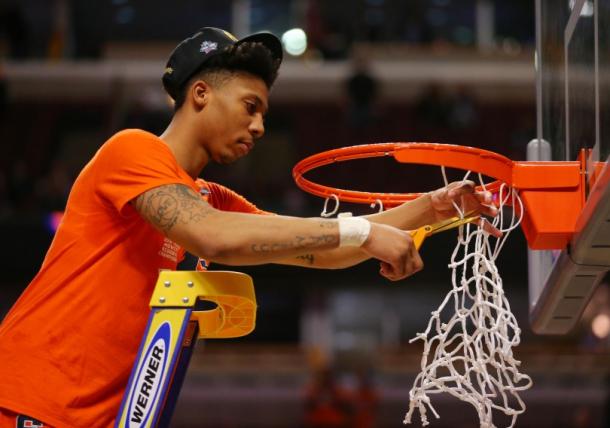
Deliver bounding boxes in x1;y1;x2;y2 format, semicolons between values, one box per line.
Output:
125;321;171;427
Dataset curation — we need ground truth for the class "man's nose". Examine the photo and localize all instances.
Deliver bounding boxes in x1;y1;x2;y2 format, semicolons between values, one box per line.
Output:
249;114;265;139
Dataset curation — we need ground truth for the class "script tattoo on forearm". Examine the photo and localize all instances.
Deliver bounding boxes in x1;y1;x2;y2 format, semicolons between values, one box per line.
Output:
251;221;339;255
251;234;337;254
133;184;212;234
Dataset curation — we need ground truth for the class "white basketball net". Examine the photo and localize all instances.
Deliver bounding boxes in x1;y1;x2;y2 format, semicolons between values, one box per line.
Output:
403;171;533;428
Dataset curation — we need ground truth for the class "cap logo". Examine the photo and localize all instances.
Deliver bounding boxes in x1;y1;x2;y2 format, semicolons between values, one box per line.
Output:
200;41;218;54
164;67;173;75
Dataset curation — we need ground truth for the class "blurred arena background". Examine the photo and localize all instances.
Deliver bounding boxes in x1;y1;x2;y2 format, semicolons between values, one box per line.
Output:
0;1;608;427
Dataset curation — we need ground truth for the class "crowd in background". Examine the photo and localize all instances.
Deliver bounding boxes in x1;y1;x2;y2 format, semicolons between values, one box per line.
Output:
0;2;608;426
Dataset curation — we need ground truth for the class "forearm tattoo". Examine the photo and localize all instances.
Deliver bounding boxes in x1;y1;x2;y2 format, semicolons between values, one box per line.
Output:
133;184;211;234
251;222;338;255
296;254;315;265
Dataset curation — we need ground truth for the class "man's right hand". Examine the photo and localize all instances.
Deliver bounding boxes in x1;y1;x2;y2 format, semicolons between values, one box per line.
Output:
361;222;423;281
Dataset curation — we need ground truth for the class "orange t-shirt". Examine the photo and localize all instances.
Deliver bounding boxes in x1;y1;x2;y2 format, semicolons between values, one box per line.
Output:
0;129;264;427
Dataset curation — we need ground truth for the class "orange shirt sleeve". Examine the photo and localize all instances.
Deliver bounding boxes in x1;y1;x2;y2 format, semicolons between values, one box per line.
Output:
206;181;271;214
93;129;196;216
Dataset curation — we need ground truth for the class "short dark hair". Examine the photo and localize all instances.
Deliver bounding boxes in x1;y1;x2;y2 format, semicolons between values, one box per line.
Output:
173;42;280;111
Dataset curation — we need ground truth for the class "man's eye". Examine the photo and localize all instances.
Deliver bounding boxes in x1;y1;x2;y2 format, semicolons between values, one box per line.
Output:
245;102;256;114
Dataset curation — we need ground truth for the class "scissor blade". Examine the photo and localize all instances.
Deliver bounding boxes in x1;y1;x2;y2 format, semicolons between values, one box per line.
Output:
428;214;480;235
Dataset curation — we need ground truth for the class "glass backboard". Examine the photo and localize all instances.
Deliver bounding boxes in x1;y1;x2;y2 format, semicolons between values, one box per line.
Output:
528;0;610;334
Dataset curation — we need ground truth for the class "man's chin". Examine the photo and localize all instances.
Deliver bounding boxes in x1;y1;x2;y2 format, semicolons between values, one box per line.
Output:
216;153;242;165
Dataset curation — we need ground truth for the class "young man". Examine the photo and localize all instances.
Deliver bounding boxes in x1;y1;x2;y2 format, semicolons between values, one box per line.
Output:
0;27;497;427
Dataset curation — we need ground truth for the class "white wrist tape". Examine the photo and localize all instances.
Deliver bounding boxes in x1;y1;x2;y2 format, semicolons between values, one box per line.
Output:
338;217;371;247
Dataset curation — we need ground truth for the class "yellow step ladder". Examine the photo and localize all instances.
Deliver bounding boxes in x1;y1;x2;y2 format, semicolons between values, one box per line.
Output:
115;271;256;428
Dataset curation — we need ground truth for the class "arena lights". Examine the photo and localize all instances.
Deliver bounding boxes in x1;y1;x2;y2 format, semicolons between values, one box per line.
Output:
569;0;594;17
591;313;610;339
281;28;307;56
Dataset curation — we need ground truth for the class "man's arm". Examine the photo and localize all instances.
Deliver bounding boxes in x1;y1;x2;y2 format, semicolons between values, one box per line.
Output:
132;183;423;280
276;196;432;269
278;181;499;269
363;181;498;230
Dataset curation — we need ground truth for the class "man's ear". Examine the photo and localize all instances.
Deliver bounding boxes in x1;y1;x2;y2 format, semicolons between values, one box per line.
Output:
191;80;211;109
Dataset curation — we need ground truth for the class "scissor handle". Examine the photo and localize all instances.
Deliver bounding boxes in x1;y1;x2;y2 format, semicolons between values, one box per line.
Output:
410;225;433;250
409;215;480;250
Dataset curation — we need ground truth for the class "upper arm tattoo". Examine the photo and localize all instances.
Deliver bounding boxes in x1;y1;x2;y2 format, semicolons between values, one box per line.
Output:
133;184;212;234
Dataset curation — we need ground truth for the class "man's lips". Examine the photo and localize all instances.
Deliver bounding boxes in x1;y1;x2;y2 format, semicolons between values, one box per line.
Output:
237;140;253;154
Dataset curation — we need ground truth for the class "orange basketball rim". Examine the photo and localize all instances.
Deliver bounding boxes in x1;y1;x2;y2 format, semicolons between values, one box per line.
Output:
292;142;589;250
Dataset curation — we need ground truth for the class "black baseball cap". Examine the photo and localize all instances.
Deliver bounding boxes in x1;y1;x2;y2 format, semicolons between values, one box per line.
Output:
162;27;283;99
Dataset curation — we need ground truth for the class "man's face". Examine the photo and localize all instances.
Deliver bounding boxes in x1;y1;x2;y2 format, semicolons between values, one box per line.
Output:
199;72;269;164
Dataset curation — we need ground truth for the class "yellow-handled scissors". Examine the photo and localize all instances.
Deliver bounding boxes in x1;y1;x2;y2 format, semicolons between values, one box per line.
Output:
410;212;479;250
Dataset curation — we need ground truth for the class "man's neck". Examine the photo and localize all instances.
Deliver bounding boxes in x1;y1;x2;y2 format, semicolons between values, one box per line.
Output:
160;114;208;179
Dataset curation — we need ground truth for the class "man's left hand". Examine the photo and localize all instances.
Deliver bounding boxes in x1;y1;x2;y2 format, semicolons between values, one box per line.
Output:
429;181;502;237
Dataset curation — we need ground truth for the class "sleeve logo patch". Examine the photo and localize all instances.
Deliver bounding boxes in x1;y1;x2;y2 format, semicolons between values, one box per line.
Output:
16;415;45;428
